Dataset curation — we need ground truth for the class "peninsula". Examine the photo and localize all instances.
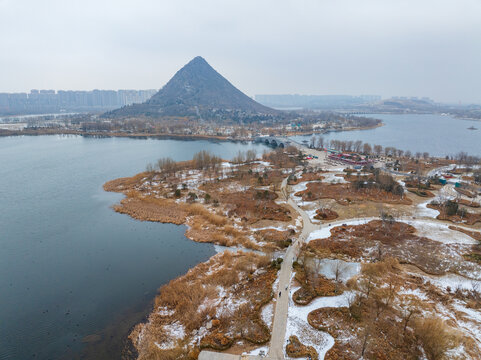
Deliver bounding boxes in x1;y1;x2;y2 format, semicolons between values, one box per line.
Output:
105;139;481;360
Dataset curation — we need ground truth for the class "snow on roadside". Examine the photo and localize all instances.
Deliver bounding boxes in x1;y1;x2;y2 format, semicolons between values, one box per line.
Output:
292;182;308;195
243;346;269;356
305;209;321;224
261;302;274;329
285;286;354;360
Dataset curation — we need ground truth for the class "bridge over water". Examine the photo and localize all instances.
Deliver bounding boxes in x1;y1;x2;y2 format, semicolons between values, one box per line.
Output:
254;136;290;148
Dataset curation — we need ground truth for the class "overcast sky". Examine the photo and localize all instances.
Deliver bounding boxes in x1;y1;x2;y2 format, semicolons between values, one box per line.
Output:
1;0;480;103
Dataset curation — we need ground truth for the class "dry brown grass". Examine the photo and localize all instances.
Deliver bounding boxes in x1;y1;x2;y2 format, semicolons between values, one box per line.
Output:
103;172;148;192
222;189;292;223
295;182;412;205
458;199;481;208
414;317;460;360
455;187;477;198
399;158;453;175
286;335;318;360
428;203;481;225
113;196;188;224
306;258;458;360
313;208;339;221
292;257;342;305
308;305;420;360
132;251;277;359
407;188;435;198
254;228;294;249
306;220;481;277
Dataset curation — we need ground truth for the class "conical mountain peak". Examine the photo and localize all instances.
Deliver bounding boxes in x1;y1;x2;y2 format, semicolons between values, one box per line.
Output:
106;57;275;119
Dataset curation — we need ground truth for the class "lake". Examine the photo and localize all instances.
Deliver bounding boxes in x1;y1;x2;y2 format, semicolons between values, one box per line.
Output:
0;135;269;360
291;113;481;157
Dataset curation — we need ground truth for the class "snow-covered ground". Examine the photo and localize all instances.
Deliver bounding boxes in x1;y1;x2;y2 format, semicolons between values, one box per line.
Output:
284;257;361;360
416;200;439;218
321;172;348;184
306;218;376;242
154;322;185;350
251;225;289;232
314;259;361;283
306;215;477;246
404;219;478;244
427;274;481;292
398;287;429;300
285;286;337;360
291;181;309;194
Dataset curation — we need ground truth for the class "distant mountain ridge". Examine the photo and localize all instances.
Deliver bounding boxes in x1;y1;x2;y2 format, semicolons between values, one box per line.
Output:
105;56;275;119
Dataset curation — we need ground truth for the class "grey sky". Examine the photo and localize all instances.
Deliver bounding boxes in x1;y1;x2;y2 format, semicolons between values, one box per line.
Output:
1;0;481;103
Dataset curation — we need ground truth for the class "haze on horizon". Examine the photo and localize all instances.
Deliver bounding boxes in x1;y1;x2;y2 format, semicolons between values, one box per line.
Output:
1;0;480;104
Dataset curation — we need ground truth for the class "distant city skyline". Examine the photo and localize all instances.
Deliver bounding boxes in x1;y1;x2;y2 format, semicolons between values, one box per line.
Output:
0;89;157;115
1;0;481;103
0;88;446;104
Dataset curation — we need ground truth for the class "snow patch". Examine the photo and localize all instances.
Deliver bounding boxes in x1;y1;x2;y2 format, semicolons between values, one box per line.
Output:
243;346;269;356
261;302;274;329
315;259;361;283
157;307;175;317
405;220;477;245
154;322;185;350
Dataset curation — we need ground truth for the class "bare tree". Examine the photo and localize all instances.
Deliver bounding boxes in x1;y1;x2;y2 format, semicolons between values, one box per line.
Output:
332;260;347;293
399;295;421;334
363;143;372;155
246;149;257;163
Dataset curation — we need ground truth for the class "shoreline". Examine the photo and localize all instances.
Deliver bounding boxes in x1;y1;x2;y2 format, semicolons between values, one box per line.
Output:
101;151;305;358
0;122;383;140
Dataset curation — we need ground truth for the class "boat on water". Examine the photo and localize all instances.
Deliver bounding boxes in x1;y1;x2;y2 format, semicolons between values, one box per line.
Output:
467;126;478;130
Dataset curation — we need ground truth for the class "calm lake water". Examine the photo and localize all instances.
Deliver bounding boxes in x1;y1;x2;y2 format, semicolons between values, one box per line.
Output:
0;135;269;360
291;113;481;157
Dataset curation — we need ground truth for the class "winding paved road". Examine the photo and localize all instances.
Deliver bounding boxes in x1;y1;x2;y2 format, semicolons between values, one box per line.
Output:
200;176;319;360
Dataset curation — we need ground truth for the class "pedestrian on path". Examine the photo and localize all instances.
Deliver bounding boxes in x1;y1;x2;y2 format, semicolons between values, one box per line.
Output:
279;291;281;297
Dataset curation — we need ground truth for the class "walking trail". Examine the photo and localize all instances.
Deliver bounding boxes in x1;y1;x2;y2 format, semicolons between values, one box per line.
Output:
265;177;319;359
